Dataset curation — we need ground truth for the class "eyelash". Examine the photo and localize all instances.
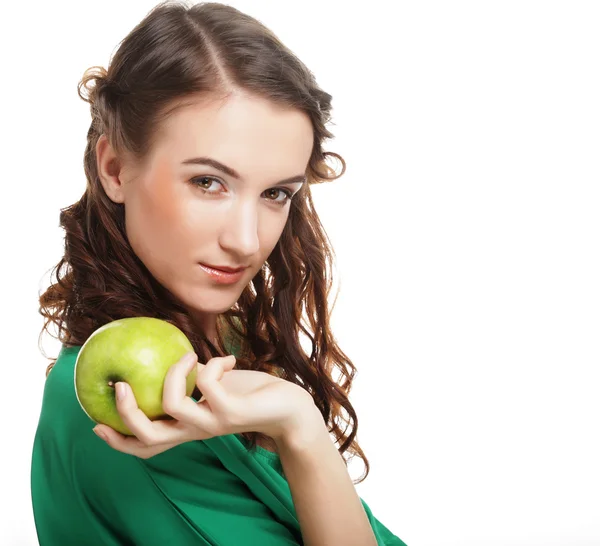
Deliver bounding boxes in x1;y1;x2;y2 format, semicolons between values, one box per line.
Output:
189;176;294;207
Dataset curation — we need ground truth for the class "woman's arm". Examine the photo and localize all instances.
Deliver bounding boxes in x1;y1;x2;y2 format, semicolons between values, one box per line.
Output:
275;403;379;546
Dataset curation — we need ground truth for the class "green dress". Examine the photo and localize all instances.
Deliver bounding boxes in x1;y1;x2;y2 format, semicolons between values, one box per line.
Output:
31;343;407;545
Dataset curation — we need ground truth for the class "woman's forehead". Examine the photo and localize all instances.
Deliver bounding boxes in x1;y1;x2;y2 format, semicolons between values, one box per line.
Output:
150;94;314;175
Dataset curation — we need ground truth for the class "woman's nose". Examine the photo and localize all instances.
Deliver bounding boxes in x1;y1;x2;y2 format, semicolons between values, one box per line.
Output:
219;203;260;257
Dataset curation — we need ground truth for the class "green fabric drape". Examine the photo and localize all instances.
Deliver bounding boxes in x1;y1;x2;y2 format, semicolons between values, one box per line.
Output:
31;339;406;545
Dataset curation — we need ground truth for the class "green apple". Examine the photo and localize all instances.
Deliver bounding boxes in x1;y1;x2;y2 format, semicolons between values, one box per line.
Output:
74;317;197;435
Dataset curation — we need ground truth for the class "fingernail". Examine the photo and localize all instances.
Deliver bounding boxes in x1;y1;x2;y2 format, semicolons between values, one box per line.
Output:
116;382;126;401
93;427;108;442
183;352;196;364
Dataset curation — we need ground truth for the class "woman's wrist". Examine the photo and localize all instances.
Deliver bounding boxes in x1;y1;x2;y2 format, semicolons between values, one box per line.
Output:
274;391;328;452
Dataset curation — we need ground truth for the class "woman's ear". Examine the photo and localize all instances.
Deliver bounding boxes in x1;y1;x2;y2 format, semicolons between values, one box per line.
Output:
96;134;126;204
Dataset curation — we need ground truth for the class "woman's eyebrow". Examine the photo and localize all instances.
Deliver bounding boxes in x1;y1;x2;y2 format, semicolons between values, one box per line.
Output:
181;156;306;185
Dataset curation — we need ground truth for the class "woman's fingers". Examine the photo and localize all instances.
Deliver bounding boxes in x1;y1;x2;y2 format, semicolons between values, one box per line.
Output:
161;352;220;434
114;381;191;446
115;351;197;444
162;352;198;415
100;352;242;457
162;353;237;434
194;355;237;416
113;381;161;445
93;424;183;459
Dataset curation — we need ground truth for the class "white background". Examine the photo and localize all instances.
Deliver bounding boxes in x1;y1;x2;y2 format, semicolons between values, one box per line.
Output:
1;1;599;545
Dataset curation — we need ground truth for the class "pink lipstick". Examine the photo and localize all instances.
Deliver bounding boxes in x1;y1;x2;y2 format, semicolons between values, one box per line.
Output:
199;263;246;284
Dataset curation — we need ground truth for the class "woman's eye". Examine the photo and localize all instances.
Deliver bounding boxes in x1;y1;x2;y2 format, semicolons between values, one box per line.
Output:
189;176;293;207
190;176;222;192
264;188;293;206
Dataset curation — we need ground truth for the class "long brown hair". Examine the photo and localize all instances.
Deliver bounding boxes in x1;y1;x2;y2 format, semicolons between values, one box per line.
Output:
38;0;370;483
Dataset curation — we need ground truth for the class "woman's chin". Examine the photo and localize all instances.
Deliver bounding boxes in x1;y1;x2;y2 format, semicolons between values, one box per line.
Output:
185;299;238;320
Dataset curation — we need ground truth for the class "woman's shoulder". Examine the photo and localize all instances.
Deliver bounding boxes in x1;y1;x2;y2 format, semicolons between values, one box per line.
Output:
34;344;100;467
39;344;85;422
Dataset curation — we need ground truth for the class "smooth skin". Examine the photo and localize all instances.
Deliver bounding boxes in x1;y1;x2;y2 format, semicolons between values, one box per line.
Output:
96;89;313;342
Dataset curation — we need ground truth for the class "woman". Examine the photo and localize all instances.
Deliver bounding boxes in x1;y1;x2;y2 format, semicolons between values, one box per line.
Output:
31;1;406;544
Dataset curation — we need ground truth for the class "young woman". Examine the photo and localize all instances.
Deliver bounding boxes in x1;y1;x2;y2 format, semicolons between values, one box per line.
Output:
31;2;406;544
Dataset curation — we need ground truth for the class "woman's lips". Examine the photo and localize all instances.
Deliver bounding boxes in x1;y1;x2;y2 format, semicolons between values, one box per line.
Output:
199;263;246;284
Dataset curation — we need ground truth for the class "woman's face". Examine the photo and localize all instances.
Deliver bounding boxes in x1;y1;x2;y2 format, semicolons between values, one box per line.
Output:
97;91;314;338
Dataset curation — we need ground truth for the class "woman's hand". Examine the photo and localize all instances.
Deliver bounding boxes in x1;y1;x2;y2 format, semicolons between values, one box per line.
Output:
92;352;320;459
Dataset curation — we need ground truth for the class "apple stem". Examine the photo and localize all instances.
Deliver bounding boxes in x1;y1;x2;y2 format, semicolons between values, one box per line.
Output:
107;381;115;388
